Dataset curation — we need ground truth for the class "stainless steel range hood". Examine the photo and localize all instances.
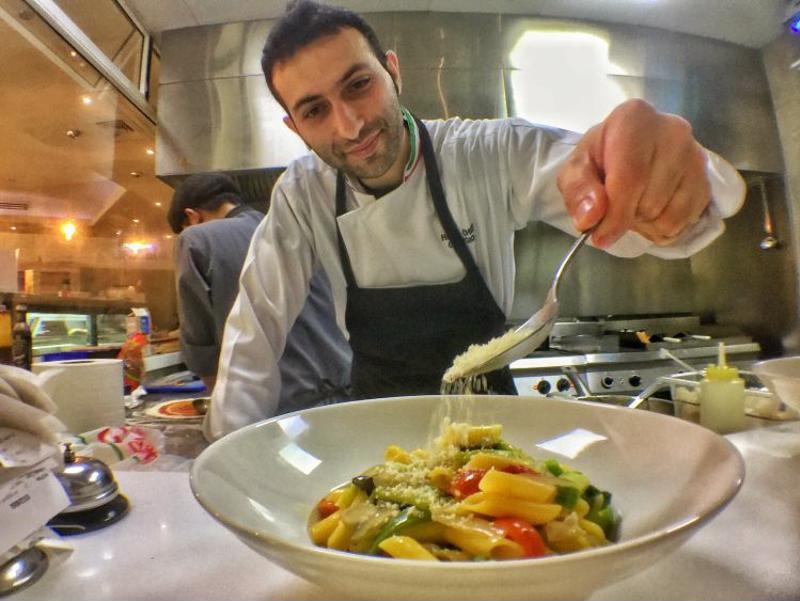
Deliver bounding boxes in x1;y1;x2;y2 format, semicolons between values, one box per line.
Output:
155;13;784;203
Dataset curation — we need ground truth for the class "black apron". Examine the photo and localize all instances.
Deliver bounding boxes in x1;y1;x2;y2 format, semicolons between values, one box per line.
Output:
335;116;517;399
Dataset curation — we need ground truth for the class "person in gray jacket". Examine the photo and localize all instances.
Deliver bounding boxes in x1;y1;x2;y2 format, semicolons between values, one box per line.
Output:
167;173;352;418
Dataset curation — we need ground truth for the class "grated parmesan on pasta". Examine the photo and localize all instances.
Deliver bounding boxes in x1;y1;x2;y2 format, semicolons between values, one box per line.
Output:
309;420;619;561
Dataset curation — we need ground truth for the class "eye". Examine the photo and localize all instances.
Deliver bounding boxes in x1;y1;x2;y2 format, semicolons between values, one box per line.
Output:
303;103;327;120
349;76;371;92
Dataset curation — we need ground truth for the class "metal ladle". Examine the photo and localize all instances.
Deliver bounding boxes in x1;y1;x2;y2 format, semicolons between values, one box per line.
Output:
756;177;781;250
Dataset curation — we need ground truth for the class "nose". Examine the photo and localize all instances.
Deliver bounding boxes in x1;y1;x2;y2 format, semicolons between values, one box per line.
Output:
332;101;364;140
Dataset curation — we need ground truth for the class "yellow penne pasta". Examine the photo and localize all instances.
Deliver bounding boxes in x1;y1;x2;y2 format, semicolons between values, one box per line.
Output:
326;520;354;550
328;488;345;504
384;445;412;464
423;544;471;562
458;492;562;525
401;520;447;543
443;525;524;560
465;425;502;447
427;466;454;492
579;518;607;544
478;470;556;503
335;484;360;510
464;453;532;471
378;536;439;561
310;510;341;545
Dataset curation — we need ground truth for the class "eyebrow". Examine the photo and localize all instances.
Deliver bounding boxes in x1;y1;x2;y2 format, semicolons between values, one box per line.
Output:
291;63;371;114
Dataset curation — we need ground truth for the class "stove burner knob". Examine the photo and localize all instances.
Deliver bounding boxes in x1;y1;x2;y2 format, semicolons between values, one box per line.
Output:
556;378;571;392
629;375;642;388
536;380;551;395
601;376;615;389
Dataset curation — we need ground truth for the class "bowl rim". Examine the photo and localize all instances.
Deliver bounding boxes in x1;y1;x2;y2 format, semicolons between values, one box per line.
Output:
189;395;745;570
753;356;800;375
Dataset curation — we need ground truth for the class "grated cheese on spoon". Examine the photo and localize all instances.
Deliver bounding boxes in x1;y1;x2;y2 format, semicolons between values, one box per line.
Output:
442;328;532;384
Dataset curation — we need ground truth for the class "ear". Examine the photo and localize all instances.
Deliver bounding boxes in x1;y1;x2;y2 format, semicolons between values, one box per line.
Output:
283;115;298;135
183;208;201;227
385;50;402;95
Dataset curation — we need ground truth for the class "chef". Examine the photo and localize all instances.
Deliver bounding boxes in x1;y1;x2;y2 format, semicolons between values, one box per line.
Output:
205;0;745;439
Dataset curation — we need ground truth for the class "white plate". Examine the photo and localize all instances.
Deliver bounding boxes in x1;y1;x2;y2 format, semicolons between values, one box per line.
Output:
143;399;203;420
190;395;744;601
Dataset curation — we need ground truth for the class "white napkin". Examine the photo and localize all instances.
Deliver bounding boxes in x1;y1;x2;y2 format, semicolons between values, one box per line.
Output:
0;365;71;558
0;364;66;442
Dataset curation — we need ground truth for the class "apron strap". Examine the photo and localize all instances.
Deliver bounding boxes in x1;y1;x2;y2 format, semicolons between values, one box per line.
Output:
335;171;358;287
415;116;484;282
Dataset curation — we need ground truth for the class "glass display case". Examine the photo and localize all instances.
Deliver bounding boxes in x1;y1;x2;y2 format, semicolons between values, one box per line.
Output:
2;293;137;359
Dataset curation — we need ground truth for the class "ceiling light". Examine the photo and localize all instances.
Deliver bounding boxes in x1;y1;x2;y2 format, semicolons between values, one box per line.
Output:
122;241;155;255
132;218;140;224
115;230;122;236
10;226;17;231
130;171;142;177
69;50;77;57
60;221;77;241
81;95;92;105
65;129;81;139
164;234;173;239
146;148;155;155
154;202;162;207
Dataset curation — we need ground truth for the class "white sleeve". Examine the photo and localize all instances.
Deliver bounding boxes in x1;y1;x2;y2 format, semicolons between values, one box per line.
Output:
205;187;315;440
504;121;746;259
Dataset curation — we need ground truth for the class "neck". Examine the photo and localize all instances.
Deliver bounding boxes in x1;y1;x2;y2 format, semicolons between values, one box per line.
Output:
217;202;239;218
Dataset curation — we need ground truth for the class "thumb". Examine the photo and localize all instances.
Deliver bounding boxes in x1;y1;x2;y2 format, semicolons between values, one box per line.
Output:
556;144;608;235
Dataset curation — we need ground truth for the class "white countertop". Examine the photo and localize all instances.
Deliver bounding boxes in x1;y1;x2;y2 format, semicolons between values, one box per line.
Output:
13;422;800;601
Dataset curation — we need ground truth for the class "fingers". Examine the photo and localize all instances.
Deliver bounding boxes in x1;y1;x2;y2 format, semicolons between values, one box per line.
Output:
556;125;609;236
559;98;712;248
634;172;710;245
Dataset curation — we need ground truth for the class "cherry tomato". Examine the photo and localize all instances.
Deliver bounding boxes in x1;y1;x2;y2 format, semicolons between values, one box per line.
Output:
448;469;487;499
493;517;549;557
501;464;537;475
317;498;338;518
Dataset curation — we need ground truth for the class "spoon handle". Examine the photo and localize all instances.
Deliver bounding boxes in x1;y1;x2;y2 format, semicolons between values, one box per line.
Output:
551;228;593;303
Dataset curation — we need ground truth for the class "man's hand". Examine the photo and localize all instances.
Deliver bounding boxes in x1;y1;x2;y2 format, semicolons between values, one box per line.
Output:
557;99;710;248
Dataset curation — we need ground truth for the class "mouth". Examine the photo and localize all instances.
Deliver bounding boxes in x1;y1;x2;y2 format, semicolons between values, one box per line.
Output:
346;129;381;159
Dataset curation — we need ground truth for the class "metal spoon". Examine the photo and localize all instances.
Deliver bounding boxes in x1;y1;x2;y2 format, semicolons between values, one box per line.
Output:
756;177;780;250
447;229;593;380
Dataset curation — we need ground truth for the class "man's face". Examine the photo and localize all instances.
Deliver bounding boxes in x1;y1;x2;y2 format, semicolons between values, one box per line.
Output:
273;28;405;187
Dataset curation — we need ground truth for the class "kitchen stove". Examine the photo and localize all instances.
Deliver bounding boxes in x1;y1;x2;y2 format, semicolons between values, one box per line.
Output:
510;315;762;398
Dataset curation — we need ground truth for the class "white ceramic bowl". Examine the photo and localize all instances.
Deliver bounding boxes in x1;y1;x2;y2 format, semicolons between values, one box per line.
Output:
190;395;744;601
752;357;800;413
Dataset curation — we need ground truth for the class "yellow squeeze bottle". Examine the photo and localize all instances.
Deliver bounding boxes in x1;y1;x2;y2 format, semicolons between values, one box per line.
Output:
699;342;745;434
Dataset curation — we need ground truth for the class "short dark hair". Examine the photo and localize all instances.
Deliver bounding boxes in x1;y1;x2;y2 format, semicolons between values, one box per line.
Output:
261;0;388;111
167;173;242;234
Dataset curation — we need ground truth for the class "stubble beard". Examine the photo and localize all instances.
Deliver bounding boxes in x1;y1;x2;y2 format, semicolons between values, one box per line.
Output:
324;98;405;182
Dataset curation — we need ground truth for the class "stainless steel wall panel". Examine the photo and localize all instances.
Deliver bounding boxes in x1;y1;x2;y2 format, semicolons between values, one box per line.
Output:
157;75;306;175
159;20;272;84
392;12;503;71
690;176;798;356
510;223;695;321
399;68;506;120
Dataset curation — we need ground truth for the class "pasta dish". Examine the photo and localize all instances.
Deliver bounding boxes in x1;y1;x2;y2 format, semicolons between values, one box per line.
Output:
309;421;618;561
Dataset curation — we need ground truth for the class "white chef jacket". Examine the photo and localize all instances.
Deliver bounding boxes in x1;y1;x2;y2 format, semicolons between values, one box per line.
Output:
207;116;745;439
